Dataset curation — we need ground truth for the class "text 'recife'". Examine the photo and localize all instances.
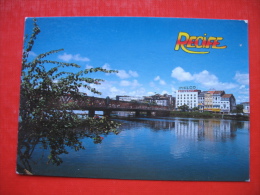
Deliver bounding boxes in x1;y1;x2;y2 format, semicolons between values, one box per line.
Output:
174;32;227;54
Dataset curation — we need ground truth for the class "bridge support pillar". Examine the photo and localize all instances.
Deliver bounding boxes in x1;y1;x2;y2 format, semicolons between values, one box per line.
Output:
103;110;111;117
88;110;95;117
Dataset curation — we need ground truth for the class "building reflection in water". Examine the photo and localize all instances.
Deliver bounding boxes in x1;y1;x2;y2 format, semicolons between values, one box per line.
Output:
174;119;238;141
121;118;242;142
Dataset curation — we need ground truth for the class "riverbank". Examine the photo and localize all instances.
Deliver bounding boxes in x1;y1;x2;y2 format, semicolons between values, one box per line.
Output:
170;111;249;121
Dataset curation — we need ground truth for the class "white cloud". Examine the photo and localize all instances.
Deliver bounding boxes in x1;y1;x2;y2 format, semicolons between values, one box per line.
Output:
120;79;141;88
171;66;238;90
154;76;166;85
102;63;111;70
117;70;130;79
239;85;245;89
193;70;237;89
159;80;166;85
238;87;249;95
236;95;249;104
58;53;72;61
110;87;120;93
154;76;160;81
129;70;139;77
132;80;141;88
171;67;193;81
85;65;93;69
101;64;138;79
234;72;249;85
116;70;139;79
161;90;169;95
73;54;90;62
79;80;127;98
193;70;219;87
120;80;131;86
128;87;146;96
58;53;90;62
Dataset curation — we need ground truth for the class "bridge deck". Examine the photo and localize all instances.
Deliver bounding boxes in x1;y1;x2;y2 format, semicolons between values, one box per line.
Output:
59;95;172;116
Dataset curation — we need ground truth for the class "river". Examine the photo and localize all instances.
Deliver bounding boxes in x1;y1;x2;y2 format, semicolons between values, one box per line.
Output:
17;117;249;181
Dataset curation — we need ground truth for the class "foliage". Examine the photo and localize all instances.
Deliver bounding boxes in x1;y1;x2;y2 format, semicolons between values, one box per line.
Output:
20;19;118;124
171;111;213;118
17;19;121;173
231;105;244;114
192;107;199;111
178;104;189;112
235;105;244;113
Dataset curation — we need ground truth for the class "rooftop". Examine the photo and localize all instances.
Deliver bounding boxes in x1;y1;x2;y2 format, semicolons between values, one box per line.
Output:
213;91;225;95
222;94;233;98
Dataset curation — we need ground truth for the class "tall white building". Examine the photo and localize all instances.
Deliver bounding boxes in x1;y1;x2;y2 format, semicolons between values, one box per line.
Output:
176;86;201;109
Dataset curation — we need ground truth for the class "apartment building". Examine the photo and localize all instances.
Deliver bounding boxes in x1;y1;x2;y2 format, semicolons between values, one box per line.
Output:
175;87;201;109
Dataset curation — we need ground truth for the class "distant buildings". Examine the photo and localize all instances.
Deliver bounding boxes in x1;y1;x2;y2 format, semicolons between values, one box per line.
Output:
176;86;237;113
114;86;247;114
143;94;174;108
116;95;143;102
115;94;175;108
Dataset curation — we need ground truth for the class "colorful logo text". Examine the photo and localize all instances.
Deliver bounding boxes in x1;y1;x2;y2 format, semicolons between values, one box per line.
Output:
174;32;227;54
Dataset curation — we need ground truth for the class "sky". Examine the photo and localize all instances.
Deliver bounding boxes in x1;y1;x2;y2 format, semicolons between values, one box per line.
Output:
24;17;249;103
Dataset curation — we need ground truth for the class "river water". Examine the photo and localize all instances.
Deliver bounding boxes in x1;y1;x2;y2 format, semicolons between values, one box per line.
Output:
17;117;249;181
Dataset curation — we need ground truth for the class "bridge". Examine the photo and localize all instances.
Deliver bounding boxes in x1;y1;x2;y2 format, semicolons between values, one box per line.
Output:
59;95;172;117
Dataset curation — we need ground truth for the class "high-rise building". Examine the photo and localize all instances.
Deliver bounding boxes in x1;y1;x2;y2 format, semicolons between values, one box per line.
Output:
176;86;201;109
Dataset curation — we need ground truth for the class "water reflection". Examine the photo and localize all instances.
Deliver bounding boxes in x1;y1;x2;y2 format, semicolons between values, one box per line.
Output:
175;119;237;141
119;118;247;142
17;117;249;180
17;118;120;175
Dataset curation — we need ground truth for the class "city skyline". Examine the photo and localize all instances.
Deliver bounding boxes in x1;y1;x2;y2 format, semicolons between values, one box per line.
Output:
25;17;249;103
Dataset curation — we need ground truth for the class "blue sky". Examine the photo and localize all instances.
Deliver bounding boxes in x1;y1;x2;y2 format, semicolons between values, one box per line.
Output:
24;17;249;103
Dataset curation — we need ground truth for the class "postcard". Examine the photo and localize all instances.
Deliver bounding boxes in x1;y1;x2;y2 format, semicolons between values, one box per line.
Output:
17;17;249;181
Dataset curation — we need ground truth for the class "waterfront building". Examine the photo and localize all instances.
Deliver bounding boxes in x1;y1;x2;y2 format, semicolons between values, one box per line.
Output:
220;94;236;113
212;91;225;112
198;91;207;111
175;86;201;109
143;94;174;107
240;102;250;114
204;91;214;111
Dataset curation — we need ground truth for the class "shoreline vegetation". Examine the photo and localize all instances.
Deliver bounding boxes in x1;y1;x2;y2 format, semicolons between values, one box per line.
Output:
170;111;249;121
